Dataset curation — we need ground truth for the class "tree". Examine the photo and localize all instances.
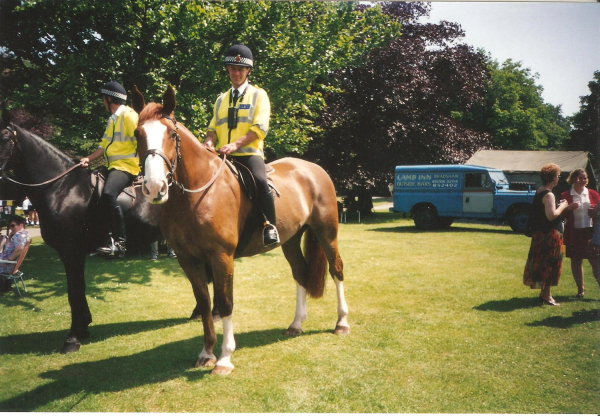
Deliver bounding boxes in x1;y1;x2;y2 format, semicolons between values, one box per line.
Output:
566;71;600;169
0;0;399;159
307;2;491;190
464;59;570;150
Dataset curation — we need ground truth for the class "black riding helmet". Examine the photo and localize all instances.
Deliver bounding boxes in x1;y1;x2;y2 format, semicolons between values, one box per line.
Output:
100;81;127;103
224;44;253;68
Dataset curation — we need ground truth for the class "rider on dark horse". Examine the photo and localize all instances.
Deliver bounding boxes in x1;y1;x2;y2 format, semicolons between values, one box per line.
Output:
204;44;279;247
80;81;140;258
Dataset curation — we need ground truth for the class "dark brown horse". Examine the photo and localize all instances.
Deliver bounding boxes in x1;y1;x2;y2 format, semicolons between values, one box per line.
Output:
132;86;349;375
0;107;162;353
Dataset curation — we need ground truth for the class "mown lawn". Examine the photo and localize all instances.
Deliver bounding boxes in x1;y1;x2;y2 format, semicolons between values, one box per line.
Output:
1;212;598;412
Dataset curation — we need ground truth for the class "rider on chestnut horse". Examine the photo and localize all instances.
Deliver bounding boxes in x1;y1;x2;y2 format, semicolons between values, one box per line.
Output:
204;44;279;247
80;81;140;258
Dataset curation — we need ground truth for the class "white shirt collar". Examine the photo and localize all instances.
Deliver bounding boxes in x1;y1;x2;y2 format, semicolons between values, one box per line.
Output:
570;186;589;197
111;105;125;121
232;81;249;96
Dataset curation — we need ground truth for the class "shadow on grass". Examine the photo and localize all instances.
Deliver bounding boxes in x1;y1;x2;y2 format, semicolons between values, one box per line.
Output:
0;318;190;355
339;211;405;226
476;298;600;329
0;327;329;411
474;297;549;312
371;225;516;235
526;308;600;328
4;241;185;304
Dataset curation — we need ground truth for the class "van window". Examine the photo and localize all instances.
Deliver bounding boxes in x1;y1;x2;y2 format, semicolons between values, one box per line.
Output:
465;173;491;190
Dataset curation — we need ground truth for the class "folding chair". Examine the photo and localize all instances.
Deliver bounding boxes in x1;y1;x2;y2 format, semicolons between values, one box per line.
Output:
0;239;31;297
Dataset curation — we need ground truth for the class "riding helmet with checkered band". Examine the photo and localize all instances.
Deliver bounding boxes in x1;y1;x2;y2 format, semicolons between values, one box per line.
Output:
224;44;253;68
100;81;127;102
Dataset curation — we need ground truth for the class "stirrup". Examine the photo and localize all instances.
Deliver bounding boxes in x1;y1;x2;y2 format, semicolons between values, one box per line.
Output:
97;237;126;258
263;223;280;247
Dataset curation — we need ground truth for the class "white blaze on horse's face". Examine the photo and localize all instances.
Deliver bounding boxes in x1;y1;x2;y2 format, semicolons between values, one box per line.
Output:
142;120;170;204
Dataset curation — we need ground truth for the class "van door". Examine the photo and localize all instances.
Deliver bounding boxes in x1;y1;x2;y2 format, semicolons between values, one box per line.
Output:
463;172;494;214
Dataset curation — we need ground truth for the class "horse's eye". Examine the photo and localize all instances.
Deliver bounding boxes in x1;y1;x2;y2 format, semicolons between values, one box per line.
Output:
170;131;178;139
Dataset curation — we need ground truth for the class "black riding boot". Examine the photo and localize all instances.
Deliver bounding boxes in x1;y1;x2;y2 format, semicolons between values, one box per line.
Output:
97;205;127;258
260;190;279;246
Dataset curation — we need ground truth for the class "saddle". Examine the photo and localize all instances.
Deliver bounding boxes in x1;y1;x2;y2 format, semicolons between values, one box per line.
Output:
225;159;279;201
90;166;138;213
225;159;279;256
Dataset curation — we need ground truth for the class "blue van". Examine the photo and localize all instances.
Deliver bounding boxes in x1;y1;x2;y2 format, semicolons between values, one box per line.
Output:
391;165;534;232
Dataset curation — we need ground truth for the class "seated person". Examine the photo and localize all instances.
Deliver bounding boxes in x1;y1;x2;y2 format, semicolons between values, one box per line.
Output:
0;215;29;294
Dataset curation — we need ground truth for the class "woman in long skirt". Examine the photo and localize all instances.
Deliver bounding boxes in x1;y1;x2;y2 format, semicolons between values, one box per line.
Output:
523;163;579;305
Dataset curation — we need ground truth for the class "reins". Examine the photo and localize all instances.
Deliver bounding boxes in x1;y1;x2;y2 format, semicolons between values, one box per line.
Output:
171;151;227;194
0;123;84;187
1;164;83;187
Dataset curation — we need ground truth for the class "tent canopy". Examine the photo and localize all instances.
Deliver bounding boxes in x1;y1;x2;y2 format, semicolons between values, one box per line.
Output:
466;150;590;173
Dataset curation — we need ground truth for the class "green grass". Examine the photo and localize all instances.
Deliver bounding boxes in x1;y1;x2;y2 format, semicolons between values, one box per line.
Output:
1;212;599;412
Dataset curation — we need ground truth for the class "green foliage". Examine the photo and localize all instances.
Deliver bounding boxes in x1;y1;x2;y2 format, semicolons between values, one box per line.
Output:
566;71;600;168
0;0;397;159
469;59;571;150
0;0;577;186
309;3;492;190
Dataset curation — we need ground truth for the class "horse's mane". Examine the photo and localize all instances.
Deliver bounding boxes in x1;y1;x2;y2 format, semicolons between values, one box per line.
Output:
15;124;75;167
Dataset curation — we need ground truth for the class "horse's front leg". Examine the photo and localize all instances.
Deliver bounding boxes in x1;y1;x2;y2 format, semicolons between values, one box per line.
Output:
189;264;221;323
60;250;92;353
210;252;236;375
177;256;217;368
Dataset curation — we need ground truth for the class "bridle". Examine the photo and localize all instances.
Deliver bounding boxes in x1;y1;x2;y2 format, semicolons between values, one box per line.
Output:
142;114;226;194
0;123;17;174
0;122;83;187
141;114;181;182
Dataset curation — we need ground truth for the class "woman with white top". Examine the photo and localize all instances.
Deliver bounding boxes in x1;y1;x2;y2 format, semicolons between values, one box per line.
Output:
560;169;600;298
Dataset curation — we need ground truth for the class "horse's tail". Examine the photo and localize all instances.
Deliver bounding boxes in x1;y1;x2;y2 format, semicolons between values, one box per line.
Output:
303;227;327;299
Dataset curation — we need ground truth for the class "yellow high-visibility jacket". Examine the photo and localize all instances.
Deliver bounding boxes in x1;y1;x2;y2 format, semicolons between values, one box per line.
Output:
98;105;140;175
207;84;270;158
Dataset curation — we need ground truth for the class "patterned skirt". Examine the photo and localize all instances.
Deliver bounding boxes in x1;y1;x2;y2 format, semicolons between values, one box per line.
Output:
523;229;564;289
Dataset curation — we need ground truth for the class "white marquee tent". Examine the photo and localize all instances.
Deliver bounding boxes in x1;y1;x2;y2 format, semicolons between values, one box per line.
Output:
466;150;597;192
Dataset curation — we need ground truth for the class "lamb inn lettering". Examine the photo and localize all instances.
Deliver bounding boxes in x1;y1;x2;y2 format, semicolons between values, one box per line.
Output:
395;173;459;188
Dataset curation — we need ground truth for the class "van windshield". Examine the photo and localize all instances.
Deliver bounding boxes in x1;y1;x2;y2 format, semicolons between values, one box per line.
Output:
489;171;509;187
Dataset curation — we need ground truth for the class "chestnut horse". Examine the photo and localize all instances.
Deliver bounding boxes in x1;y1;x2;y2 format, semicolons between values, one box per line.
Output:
132;86;349;375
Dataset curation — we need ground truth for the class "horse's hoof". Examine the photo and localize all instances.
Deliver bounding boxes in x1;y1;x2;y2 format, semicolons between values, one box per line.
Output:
211;365;233;376
194;357;217;368
334;325;350;335
284;327;303;336
61;337;81;354
189;313;202;320
212;314;221;323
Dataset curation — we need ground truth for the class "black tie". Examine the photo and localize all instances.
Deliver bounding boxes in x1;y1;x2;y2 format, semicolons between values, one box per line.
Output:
232;89;239;105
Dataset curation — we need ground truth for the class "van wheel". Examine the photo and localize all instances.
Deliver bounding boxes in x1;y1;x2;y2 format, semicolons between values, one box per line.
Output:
509;206;530;233
414;206;440;230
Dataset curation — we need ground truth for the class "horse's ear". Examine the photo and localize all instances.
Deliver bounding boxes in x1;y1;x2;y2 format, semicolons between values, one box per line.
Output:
131;85;145;114
162;85;176;115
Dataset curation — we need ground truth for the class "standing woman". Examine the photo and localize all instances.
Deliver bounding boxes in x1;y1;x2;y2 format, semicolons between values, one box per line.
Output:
524;163;578;305
560;169;600;298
